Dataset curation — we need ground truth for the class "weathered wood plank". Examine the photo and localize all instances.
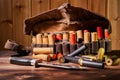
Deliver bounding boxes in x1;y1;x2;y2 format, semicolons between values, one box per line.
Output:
50;0;68;9
12;0;31;46
88;0;107;16
31;0;50;16
0;0;13;50
69;0;88;9
107;0;120;50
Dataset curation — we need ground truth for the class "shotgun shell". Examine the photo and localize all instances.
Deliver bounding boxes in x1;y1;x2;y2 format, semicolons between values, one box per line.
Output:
97;26;103;40
77;30;83;39
91;32;99;54
104;29;110;39
32;54;51;62
33;47;54;54
62;43;70;56
36;33;43;46
60;56;78;63
76;30;83;43
56;33;63;42
96;48;105;61
63;32;69;42
105;55;118;66
78;58;104;69
68;44;87;57
91;32;98;42
84;32;90;43
69;32;76;44
42;34;49;47
48;33;55;45
105;58;113;66
104;29;112;52
84;31;90;54
55;43;63;54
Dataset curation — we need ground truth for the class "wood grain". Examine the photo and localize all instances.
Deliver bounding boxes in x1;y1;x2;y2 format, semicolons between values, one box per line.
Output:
31;0;50;16
0;0;13;50
12;0;31;46
107;0;120;50
50;0;68;9
69;0;88;9
88;0;107;17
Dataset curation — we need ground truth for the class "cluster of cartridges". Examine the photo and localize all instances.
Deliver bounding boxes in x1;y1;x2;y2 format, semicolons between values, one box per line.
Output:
30;26;116;68
5;26;116;69
31;26;111;57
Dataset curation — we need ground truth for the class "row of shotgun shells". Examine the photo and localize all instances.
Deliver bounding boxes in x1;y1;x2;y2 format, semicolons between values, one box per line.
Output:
31;26;112;54
31;27;112;68
32;26;110;45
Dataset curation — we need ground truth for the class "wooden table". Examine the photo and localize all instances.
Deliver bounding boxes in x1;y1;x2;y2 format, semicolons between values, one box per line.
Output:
0;50;120;80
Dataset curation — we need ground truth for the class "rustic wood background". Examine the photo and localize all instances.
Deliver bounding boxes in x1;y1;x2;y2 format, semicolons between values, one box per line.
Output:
0;0;120;50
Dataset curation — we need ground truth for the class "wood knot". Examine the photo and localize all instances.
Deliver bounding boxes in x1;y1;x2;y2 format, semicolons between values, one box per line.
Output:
39;0;43;3
15;4;24;8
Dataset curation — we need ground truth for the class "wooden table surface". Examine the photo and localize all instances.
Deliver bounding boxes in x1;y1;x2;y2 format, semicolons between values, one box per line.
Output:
0;50;120;80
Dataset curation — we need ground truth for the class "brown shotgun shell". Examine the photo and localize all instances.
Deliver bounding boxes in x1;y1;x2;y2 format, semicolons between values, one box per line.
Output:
36;33;43;44
84;32;90;43
63;32;69;42
33;47;54;55
32;54;51;62
48;33;55;45
76;30;83;39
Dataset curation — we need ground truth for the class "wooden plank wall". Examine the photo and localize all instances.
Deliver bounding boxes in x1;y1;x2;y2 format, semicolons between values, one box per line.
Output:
0;0;13;50
0;0;120;50
12;0;31;47
107;0;120;50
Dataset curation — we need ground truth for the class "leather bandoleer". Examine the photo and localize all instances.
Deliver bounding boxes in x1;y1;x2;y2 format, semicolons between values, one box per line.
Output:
24;3;111;36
